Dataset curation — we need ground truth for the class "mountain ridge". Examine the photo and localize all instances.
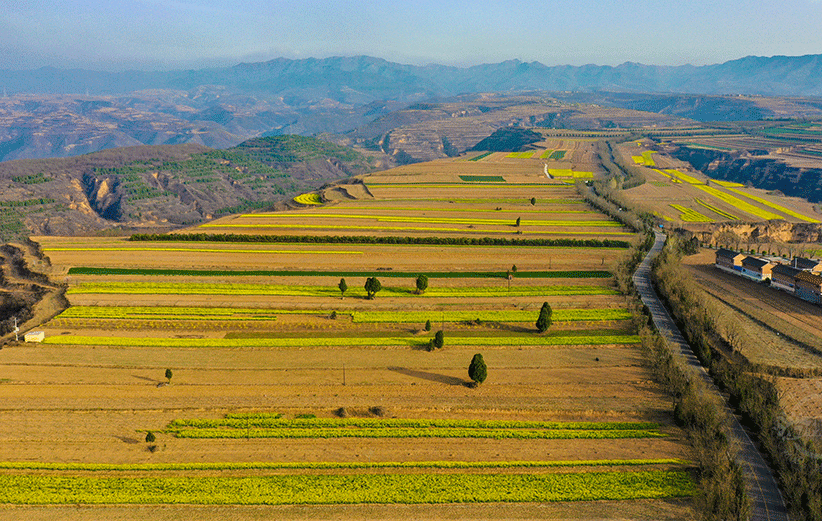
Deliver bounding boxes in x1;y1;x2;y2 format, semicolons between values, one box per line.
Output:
3;53;822;97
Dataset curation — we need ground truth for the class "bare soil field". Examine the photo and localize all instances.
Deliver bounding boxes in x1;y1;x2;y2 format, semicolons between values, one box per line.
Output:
0;157;693;518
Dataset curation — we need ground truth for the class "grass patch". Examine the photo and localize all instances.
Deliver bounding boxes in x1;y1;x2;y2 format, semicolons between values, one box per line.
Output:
467;151;493;161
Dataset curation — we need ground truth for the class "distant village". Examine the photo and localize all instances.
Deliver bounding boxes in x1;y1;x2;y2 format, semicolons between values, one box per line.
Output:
715;248;822;304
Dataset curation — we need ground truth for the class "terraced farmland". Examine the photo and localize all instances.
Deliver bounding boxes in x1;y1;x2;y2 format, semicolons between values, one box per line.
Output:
3;155;697;519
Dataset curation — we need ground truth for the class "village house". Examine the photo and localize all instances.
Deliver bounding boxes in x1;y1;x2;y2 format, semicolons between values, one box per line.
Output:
714;248;745;274
771;264;801;293
740;256;775;282
795;271;822;304
792;257;822;273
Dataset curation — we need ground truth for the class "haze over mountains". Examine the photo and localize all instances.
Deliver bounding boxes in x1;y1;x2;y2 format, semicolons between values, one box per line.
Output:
2;53;822;164
4;54;822;98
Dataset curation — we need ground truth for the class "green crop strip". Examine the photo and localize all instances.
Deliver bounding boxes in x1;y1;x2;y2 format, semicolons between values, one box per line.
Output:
0;471;696;504
458;175;506;181
693;185;783;220
0;458;688;472
43;247;362;255
669;204;714;223
66;267;612;278
323;206;596;214
66;282;619;297
42;334;640;348
467;151;494;161
200;224;633;236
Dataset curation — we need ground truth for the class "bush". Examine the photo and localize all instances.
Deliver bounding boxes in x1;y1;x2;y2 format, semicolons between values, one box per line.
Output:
424;320;431;331
536;302;553;333
415;274;428;294
433;330;444;349
145;431;156;443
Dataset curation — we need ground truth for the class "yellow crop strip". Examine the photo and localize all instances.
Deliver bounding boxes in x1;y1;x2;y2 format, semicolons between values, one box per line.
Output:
506;151;535;159
293;193;322;205
695;199;738;220
712;180;745;187
632;156;644;165
725;187;820;223
540;149;554;159
664;169;704;184
547;169;594;178
669;204;714;222
43;247;362;254
0;471;696;504
692;185;783;220
641;151;656;166
225;214;622;227
200;224;633;235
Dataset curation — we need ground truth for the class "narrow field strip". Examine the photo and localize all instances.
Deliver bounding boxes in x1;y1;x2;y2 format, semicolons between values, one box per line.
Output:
66;282;620;297
711;180;745;187
230;214;622;227
378;198;584;204
53;307;630;323
467;151;493;161
312;206;598;214
695;198;738;220
41;334;640;348
66;267;613;278
42;247;363;254
350;309;630;323
168;427;665;440
0;470;696;504
0;459;688;472
724;187;820;222
692;184;784;220
365;183;558;188
198;224;633;236
540;149;554;159
458;175;506;182
547;169;594;178
664;169;704;184
669;204;714;222
173;417;661;431
506;152;534;159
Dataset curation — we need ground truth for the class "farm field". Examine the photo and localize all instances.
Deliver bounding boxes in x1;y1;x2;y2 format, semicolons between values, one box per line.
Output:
0;156;696;518
616;143;822;223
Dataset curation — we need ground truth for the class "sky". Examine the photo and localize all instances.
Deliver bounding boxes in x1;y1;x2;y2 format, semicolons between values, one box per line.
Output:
2;0;822;71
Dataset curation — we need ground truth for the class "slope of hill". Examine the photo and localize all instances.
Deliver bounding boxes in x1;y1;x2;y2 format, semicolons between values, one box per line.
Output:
0;136;377;240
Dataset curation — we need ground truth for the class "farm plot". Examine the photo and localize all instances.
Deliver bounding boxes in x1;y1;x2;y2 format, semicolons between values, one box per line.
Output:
3;155;695;517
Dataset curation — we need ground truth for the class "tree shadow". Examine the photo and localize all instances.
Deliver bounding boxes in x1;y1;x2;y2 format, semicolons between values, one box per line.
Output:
132;374;159;383
485;321;535;334
388;366;469;387
114;436;140;445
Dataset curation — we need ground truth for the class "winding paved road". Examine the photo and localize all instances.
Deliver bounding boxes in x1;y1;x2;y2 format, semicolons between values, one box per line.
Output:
633;231;789;521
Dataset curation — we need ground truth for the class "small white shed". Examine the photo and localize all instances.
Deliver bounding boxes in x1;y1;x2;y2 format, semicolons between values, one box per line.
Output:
24;331;45;343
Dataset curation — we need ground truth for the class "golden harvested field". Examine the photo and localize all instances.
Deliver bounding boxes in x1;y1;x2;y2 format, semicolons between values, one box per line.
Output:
0;157;694;518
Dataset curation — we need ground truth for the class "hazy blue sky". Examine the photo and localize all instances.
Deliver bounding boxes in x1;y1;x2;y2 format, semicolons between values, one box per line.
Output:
2;0;822;70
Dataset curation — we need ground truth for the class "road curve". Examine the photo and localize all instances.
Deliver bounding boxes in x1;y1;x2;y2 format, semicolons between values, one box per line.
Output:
633;231;789;521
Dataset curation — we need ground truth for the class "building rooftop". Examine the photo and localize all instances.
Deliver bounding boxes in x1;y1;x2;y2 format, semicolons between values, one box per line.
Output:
772;264;802;278
715;248;743;259
742;256;771;269
796;270;822;286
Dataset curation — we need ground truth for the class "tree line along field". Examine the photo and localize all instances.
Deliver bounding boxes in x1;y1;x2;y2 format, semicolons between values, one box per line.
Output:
0;156;697;519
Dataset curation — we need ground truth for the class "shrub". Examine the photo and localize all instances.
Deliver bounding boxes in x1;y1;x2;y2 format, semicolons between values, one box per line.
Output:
424;320;431;331
165;368;173;382
433;330;444;349
145;431;156;443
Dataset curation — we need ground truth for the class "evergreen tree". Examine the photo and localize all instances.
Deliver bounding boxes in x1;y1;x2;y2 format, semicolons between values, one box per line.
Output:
433;330;444;349
468;353;487;384
424;319;432;331
415;274;429;294
536;302;553;333
338;277;348;297
165;368;173;382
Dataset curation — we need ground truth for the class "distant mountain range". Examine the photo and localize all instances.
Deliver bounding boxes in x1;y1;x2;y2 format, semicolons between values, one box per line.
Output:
3;54;822;99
